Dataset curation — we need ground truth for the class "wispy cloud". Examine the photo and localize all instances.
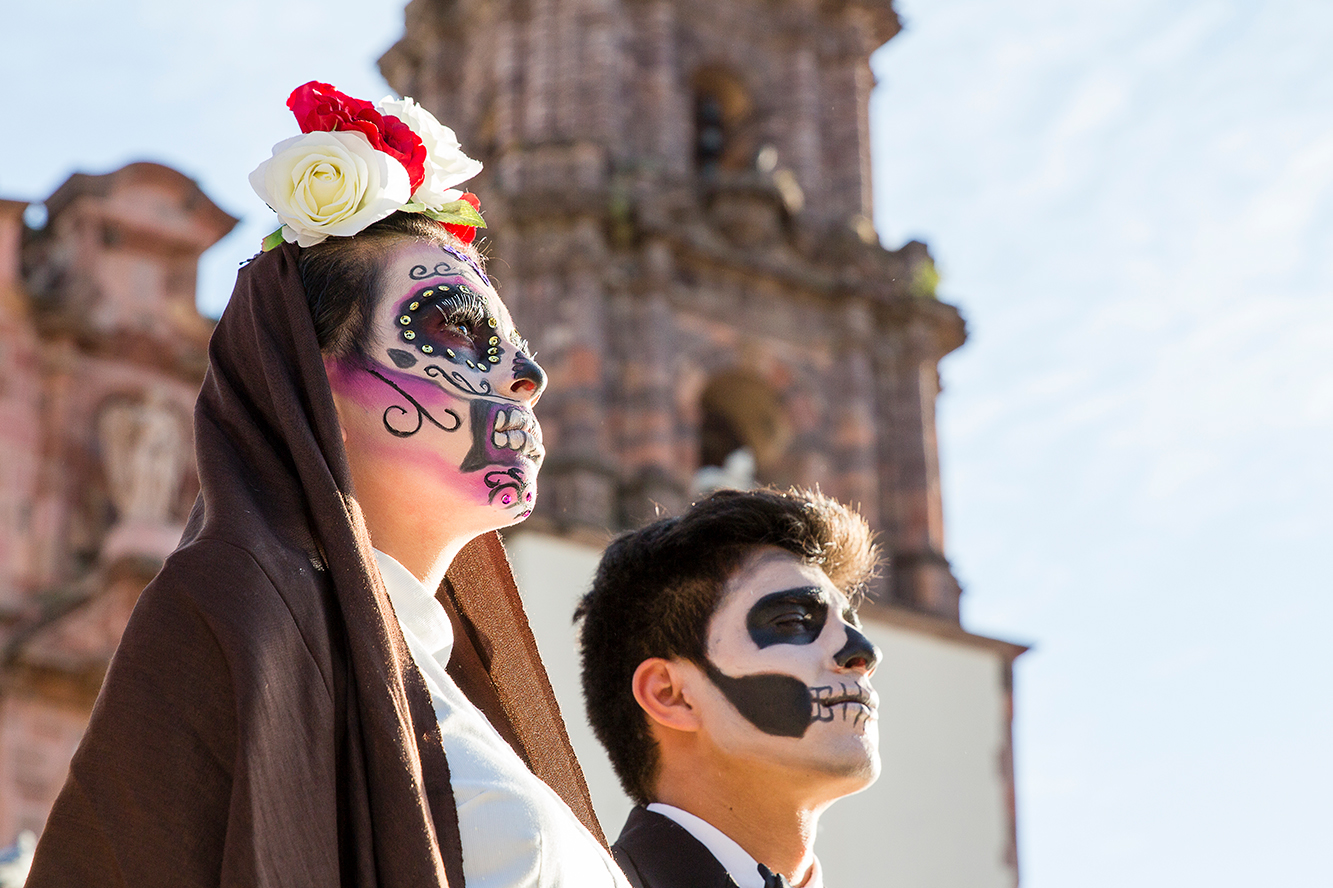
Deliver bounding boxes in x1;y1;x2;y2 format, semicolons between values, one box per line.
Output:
874;0;1333;884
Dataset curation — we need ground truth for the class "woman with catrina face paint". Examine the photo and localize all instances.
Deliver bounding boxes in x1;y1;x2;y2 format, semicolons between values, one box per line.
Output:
27;83;629;888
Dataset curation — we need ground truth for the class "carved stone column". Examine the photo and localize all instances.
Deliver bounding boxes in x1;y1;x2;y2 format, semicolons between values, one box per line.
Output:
874;305;962;618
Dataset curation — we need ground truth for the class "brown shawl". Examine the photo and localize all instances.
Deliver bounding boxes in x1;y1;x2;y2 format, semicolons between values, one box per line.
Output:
27;242;598;887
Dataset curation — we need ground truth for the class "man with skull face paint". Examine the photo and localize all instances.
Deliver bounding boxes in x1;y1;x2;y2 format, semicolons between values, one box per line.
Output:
576;489;882;888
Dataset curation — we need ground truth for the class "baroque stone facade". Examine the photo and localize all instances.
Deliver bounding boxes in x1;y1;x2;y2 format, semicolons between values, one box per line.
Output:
0;164;234;841
381;0;967;617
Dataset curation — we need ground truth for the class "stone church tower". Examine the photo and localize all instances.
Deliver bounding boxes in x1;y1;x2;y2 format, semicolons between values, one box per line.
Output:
381;0;967;619
383;4;1021;884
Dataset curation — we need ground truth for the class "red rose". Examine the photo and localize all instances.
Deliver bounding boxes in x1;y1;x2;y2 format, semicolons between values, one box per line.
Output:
287;81;374;132
442;192;482;244
375;115;428;195
286;81;427;194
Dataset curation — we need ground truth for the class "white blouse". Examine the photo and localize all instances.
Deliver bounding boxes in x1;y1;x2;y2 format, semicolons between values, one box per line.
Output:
375;550;629;888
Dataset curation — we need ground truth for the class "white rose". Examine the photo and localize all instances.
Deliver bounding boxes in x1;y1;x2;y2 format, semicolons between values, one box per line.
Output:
378;96;483;208
249;130;411;247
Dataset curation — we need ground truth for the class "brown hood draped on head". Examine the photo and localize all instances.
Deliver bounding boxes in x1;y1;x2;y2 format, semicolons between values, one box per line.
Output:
27;242;599;887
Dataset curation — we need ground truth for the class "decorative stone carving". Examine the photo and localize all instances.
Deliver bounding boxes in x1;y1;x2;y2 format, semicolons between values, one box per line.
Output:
97;393;186;527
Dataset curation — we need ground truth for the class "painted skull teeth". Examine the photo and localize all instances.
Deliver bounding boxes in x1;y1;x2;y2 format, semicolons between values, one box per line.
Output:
491;408;544;459
493;408;542;441
810;683;877;718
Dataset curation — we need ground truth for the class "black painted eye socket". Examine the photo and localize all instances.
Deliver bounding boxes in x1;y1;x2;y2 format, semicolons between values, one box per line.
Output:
747;588;829;649
772;612;815;632
434;318;475;342
397;282;504;370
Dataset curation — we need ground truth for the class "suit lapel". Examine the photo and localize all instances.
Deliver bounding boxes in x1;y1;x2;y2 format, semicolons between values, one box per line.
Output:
612;806;741;888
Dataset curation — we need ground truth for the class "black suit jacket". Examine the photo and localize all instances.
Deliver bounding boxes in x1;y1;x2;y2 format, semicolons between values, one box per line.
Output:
612;806;741;888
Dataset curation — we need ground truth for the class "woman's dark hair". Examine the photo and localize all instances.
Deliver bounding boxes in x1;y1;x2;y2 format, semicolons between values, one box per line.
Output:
297;212;485;359
573;487;880;804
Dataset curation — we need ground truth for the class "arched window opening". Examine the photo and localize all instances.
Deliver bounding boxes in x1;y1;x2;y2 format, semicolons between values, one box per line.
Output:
691;67;753;179
694;93;727;178
692;370;790;496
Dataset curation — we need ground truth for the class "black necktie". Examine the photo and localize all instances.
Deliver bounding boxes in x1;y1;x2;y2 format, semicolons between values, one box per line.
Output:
757;863;793;888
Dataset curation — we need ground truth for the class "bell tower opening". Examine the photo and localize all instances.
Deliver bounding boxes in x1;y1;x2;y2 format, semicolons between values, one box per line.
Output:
692;67;752;178
693;370;790;495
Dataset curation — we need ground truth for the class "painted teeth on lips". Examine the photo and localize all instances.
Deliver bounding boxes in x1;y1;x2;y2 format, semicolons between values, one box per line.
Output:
493;409;542;444
821;687;876;711
493;408;535;433
490;408;543;459
490;426;545;461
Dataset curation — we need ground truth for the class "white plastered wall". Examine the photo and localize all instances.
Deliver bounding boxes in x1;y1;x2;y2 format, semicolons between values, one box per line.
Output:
504;530;1017;888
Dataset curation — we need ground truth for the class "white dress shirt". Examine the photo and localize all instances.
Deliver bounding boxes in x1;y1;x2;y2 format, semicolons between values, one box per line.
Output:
375;550;629;888
645;803;824;888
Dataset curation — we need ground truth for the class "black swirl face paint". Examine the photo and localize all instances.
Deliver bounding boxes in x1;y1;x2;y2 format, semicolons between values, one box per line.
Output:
409;247;491;287
365;367;462;437
483;466;534;514
378;256;546;476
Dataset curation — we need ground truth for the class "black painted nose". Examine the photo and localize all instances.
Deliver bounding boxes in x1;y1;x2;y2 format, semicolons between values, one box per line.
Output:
834;626;880;673
509;352;547;402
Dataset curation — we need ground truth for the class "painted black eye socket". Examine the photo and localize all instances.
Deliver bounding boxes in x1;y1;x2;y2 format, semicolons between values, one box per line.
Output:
772;612;815;632
435;318;475;342
398;282;502;369
747;588;829;649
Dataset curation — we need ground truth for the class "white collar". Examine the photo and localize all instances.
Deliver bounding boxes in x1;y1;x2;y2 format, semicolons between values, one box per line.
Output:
644;804;822;888
373;548;454;664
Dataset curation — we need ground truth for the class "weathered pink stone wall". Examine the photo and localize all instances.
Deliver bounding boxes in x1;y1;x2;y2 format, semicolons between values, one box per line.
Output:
0;201;42;616
0;164;233;845
0;694;89;841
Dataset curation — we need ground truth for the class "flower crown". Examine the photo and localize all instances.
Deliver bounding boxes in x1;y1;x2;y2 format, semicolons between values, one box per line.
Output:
250;81;485;250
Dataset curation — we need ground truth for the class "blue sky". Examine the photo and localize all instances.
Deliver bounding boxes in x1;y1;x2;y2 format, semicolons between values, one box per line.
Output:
874;1;1332;884
3;1;1330;885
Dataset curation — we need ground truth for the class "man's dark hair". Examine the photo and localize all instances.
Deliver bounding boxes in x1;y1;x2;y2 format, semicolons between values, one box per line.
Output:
574;487;880;804
298;211;485;359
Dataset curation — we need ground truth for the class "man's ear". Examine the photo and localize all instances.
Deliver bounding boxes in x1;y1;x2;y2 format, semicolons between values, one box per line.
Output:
632;658;703;733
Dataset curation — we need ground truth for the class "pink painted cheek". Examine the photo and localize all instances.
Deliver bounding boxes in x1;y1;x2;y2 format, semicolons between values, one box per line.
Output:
328;360;474;471
336;362;480;442
330;361;466;415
